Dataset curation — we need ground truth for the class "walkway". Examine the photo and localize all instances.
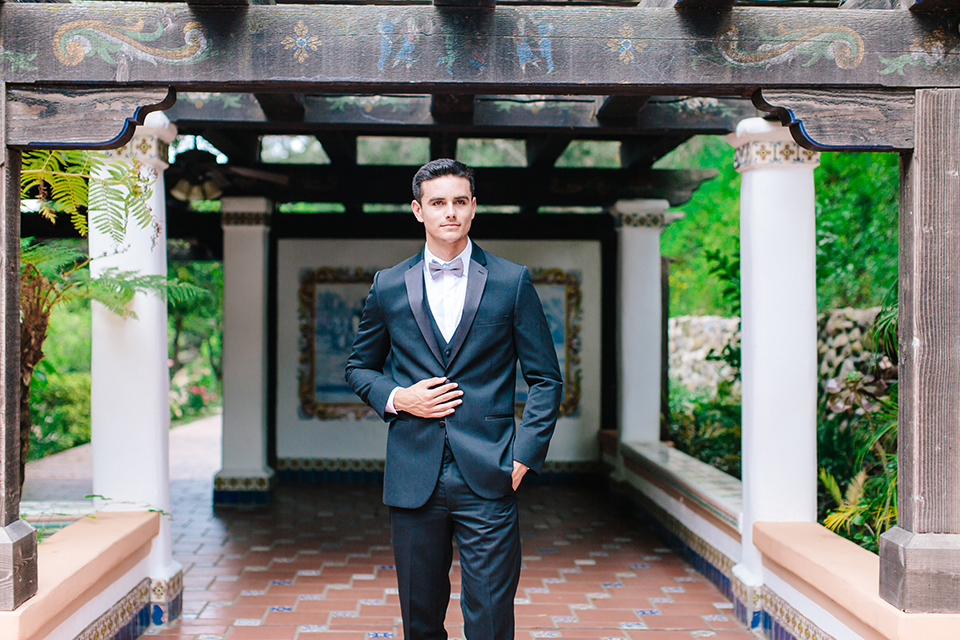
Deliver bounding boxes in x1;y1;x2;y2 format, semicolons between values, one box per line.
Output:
23;417;754;640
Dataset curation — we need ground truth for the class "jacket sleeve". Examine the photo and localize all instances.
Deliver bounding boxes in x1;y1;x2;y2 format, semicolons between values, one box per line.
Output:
344;272;399;422
511;266;563;474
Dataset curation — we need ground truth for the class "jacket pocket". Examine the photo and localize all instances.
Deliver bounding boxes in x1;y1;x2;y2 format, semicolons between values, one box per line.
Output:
476;314;510;326
485;414;514;421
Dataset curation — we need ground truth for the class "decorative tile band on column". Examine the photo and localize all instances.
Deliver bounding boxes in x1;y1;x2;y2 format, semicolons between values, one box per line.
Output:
732;140;820;172
616;212;665;228
75;579;151;640
761;587;836;640
213;474;274;506
150;570;184;627
221;212;271;226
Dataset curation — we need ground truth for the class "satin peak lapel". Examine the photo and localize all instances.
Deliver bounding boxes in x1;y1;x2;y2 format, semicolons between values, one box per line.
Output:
446;259;487;366
404;261;444;367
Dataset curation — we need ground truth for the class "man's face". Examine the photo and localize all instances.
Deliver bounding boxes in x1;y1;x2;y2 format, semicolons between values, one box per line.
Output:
412;175;476;252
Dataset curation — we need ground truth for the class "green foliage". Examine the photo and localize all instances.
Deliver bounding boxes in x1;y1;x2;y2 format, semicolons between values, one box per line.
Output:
657;137;741;315
28;362;91;461
667;385;742;479
815;152;899;310
168;261;223;422
703;248;742;378
22;150;156;245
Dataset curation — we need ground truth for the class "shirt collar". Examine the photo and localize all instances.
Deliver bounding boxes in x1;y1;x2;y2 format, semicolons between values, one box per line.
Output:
424;239;472;271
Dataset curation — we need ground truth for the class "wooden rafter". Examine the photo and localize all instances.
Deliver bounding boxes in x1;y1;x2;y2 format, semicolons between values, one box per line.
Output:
597;96;651;124
164;163;716;207
254;93;305;122
167;94;757;137
526;134;573;168
315;131;357;165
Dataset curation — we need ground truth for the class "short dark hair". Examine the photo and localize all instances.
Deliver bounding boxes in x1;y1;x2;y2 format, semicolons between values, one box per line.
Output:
412;158;475;203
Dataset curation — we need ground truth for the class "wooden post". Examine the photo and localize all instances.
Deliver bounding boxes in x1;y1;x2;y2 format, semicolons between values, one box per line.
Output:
0;82;38;611
879;88;960;612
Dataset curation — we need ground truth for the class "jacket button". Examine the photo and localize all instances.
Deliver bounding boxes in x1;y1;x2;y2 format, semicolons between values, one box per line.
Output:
439;420;446;429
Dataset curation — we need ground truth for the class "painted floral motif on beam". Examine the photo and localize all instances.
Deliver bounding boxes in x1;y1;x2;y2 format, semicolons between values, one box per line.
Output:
282;20;322;64
717;24;864;70
53;17;208;67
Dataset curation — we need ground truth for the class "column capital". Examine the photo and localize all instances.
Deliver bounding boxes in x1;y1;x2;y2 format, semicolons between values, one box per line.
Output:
611;199;682;229
221;197;274;227
726;118;820;173
106;115;177;172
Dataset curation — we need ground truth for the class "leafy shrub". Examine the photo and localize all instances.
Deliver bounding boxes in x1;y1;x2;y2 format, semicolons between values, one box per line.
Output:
28;362;91;460
666;383;742;479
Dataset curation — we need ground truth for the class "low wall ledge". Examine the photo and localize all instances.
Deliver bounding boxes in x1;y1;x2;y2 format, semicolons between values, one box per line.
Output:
754;521;960;640
620;440;742;531
0;511;160;640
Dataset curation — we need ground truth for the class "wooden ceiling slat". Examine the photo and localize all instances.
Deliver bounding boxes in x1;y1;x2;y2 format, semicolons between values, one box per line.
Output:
165;163;715;207
526;135;573;168
597;96;651;124
254;93;306;123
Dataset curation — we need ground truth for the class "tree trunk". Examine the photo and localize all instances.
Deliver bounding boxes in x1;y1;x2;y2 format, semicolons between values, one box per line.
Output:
18;266;51;494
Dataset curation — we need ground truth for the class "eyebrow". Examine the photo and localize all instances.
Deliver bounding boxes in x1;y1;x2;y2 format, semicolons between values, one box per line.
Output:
428;195;470;203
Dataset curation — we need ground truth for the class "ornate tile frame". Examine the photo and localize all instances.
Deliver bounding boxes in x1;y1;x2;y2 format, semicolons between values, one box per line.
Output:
296;265;582;420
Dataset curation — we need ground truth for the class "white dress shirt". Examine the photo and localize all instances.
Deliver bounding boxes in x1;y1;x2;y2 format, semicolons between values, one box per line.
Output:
385;240;472;414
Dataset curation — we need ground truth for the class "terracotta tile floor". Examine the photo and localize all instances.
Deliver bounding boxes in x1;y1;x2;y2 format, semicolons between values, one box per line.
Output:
23;417;754;640
155;480;753;640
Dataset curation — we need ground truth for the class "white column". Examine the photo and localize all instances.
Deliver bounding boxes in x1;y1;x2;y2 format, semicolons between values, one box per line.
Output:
214;197;274;505
615;200;672;445
89;113;183;623
727;119;820;587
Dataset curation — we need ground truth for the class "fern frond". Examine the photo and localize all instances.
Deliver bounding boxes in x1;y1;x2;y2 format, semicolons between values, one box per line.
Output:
20;239;85;280
165;280;210;306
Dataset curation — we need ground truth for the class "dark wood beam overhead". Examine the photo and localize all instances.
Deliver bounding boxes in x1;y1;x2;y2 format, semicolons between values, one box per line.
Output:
186;0;275;4
168;94;756;137
431;94;475;123
430;133;458;160
434;0;496;7
525;135;573;169
674;0;736;9
166;163;716;207
908;0;960;11
597;96;651;124
840;0;901;8
200;129;261;164
315;131;357;166
254;93;305;123
620;136;691;170
7;4;959;91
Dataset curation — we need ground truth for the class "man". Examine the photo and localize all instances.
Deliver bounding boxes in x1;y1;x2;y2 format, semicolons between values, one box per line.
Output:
345;158;562;640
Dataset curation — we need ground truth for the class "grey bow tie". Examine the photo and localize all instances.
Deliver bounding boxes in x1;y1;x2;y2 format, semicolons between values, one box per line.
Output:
429;257;464;280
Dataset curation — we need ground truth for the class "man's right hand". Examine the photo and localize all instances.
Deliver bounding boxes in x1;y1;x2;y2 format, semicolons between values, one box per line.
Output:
393;377;463;418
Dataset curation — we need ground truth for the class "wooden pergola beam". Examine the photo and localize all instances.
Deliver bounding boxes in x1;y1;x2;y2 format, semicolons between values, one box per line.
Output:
254;93;305;123
315;131;357;166
168;94;757;136
165;163;717;207
7;4;958;91
597;96;651;124
525;134;573;168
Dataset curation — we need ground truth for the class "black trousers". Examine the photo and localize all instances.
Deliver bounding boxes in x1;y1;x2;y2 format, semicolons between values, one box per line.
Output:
390;438;521;640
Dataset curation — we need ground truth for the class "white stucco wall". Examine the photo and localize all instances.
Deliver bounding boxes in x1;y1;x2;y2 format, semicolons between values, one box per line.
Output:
275;238;602;462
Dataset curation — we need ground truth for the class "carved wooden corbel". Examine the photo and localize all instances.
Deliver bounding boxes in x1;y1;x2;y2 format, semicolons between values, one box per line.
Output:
752;88;916;152
5;86;176;149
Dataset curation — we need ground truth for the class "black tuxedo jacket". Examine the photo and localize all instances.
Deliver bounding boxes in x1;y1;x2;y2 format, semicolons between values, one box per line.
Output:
345;244;563;508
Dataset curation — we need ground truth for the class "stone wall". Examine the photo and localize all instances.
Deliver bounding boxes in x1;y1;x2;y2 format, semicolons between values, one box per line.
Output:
669;308;882;395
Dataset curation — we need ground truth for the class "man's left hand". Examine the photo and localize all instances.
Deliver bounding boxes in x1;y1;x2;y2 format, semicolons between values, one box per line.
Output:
511;461;529;491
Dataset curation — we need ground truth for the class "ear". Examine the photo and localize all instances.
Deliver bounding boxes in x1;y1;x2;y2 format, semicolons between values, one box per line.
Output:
412;199;424;223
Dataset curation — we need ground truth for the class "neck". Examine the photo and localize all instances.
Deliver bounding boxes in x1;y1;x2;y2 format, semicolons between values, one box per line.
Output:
427;238;468;263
